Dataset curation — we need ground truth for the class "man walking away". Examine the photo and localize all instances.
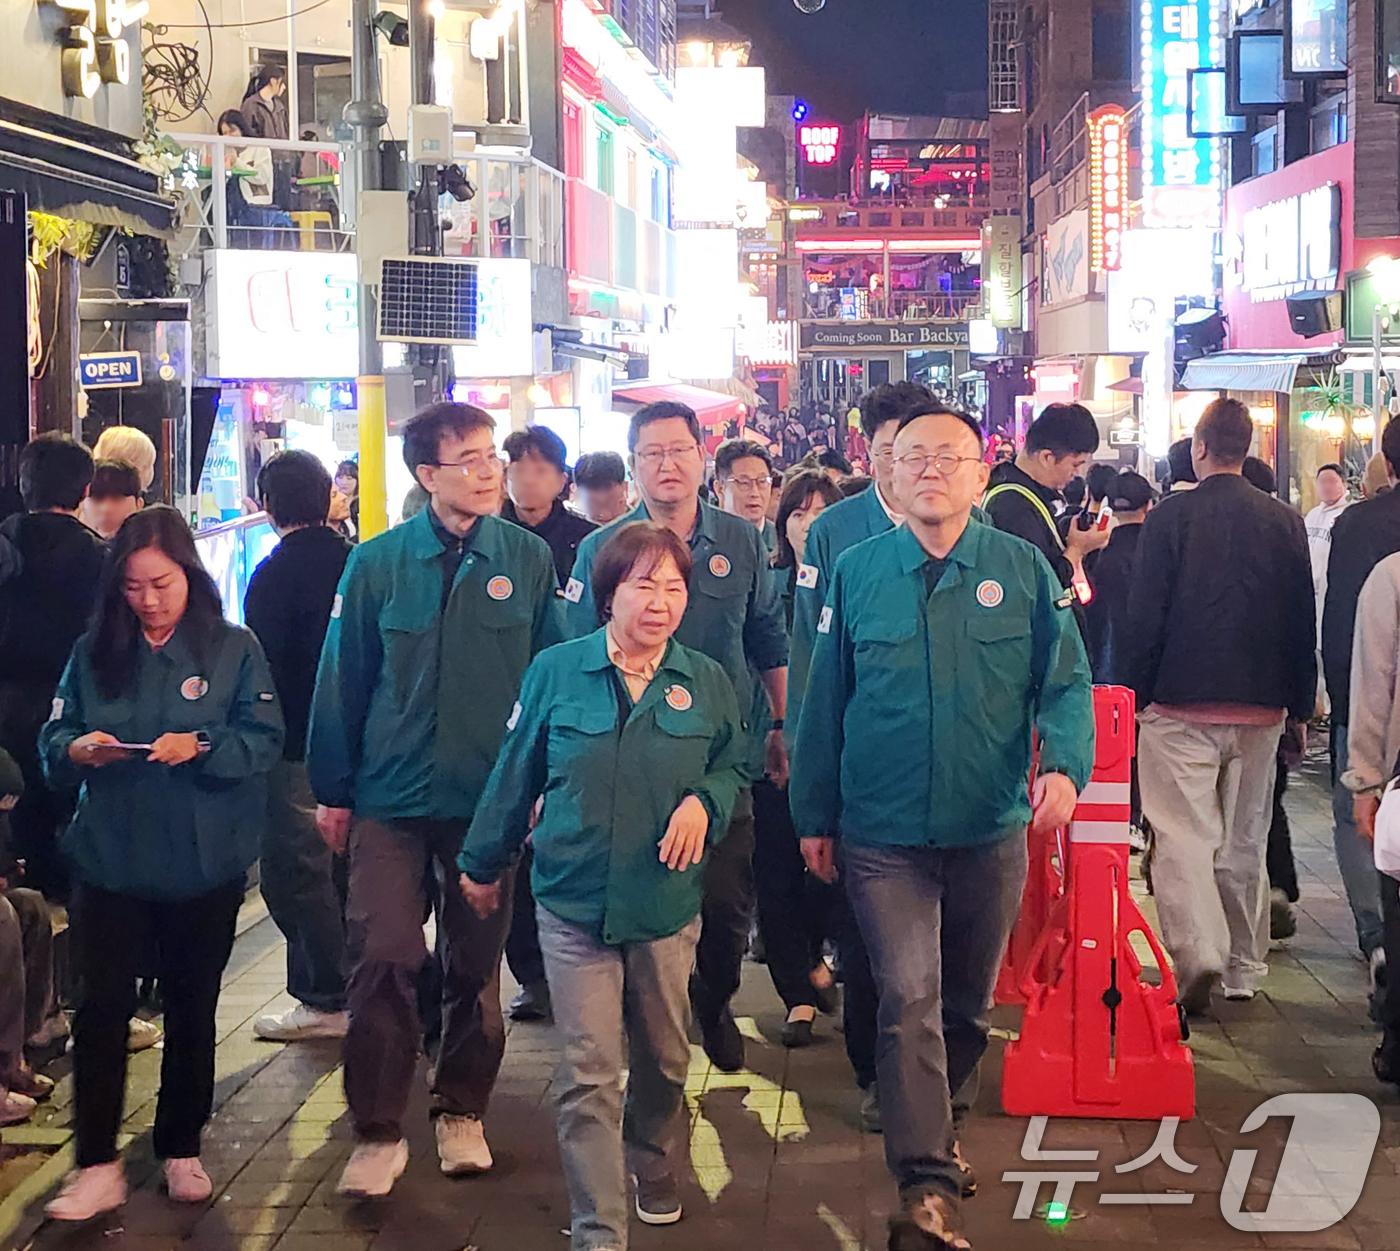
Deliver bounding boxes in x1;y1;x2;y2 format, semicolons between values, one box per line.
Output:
0;435;105;901
245;451;353;1042
793;405;1094;1251
1127;398;1315;1011
574;451;631;527
565;403;789;1073
1082;470;1153;685
1323;423;1400;1003
308;403;563;1197
982;404;1109;630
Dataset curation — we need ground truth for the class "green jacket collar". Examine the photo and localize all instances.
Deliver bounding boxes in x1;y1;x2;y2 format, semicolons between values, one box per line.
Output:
624;497;720;548
576;628;700;681
893;516;986;576
404;506;504;562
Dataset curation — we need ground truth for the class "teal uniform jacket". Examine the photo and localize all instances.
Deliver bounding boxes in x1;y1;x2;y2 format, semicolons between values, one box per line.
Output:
39;621;285;900
307;509;565;822
743;518;781;775
563;499;788;779
460;630;747;944
790;522;1095;849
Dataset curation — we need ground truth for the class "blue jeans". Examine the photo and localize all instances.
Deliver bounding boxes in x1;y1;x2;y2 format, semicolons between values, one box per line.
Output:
260;760;347;1012
538;908;701;1251
1332;724;1384;957
844;835;1027;1202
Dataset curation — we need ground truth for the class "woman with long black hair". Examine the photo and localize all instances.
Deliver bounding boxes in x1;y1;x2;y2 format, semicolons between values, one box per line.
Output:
39;507;284;1220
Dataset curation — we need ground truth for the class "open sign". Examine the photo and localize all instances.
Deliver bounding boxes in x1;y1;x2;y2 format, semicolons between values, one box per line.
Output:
78;351;143;389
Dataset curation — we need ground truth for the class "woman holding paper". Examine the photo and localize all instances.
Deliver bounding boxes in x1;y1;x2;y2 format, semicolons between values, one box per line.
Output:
38;507;284;1220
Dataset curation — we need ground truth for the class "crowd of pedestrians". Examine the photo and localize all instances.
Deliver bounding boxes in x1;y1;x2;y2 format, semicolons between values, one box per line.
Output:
1;388;1397;1251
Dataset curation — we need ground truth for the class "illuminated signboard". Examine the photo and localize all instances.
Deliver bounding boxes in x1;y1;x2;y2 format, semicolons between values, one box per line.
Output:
1089;105;1127;272
1140;0;1225;228
1289;0;1346;75
984;214;1022;329
800;124;840;166
788;206;824;221
51;0;144;98
1239;183;1341;303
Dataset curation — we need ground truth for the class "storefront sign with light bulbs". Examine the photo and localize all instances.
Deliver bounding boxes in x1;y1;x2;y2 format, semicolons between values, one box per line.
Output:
49;0;148;98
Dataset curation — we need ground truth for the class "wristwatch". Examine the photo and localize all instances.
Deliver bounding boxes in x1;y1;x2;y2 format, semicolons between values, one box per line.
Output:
194;732;212;755
769;719;784;731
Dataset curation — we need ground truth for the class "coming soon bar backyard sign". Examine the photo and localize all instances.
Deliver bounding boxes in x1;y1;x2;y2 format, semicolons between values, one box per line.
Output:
1140;0;1225;228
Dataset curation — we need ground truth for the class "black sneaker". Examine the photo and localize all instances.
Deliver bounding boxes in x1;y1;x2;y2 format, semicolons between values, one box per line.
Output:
508;980;552;1022
700;1007;745;1072
860;1083;882;1134
1373;1044;1400;1087
781;1017;814;1048
633;1172;682;1225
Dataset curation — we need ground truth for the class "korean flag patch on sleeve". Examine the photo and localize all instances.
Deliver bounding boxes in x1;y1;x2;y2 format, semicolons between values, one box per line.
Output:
330;593;344;619
796;563;819;590
506;701;522;731
563;577;584;604
817;606;833;635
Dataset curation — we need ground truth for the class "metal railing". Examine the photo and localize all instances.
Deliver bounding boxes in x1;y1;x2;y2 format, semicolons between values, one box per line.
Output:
802;290;981;322
565;176;677;298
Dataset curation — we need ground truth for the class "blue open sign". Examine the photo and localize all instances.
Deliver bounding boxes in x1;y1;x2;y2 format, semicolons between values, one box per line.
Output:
79;352;143;390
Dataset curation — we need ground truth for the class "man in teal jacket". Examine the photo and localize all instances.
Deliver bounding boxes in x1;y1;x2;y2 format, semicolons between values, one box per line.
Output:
564;403;788;1073
307;402;563;1198
791;406;1094;1251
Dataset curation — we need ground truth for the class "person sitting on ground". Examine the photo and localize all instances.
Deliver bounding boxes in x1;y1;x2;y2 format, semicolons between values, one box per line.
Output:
81;460;143;541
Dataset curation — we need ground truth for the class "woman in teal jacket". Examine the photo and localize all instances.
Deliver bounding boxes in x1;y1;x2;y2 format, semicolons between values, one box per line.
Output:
39;507;284;1221
460;521;745;1251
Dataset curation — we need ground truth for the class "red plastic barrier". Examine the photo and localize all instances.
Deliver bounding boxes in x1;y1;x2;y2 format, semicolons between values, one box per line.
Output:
993;817;1065;1007
1001;686;1196;1121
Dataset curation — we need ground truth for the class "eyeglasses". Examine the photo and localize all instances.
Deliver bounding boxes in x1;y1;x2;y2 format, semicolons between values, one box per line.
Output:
872;447;897;465
894;452;982;476
431;452;502;475
723;475;772;491
635;445;701;467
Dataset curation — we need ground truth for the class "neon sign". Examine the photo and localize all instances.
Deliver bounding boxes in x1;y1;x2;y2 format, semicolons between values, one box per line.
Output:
1089;106;1126;272
800;124;840;166
1140;0;1225;228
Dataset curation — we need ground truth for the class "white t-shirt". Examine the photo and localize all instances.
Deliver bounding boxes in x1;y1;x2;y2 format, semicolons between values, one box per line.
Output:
1305;497;1350;598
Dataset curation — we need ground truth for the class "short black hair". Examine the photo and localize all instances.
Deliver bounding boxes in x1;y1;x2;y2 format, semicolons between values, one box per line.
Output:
1195;397;1253;467
895;402;987;453
814;447;852;475
402;402;496;475
1167;437;1197;486
628;401;702;452
1025;403;1100;457
217;108;248;136
1242;456;1277;495
1085;462;1117;503
89;459;142;502
1064;477;1087;509
20;433;94;512
1317;462;1345;479
502;425;569;472
714;438;773;481
859;381;936;441
575;451;627;489
1384;420;1400;480
838;475;874;497
257;449;332;528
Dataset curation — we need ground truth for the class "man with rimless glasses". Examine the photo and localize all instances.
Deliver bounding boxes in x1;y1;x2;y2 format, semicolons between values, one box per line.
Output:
565;403;789;1074
792;405;1094;1251
307;402;564;1198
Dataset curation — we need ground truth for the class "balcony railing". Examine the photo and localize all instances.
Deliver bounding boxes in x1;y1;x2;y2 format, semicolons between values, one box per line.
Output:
792;202;989;233
566;177;676;299
802;290;981;322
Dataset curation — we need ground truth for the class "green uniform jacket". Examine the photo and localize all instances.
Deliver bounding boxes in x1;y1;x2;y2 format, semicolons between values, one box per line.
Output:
743;518;781;776
563;499;788;780
307;509;564;821
39;621;285;900
460;630;746;944
790;522;1095;849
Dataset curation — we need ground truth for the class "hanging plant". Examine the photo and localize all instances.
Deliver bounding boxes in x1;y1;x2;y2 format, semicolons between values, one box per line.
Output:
28;211;99;268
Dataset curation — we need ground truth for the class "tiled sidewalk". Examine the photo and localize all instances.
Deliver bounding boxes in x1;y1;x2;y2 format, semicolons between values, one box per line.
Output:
3;749;1398;1251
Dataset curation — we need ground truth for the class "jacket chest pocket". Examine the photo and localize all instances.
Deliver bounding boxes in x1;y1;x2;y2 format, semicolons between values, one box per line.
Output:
965;614;1033;689
548;701;616;780
852;616;921;695
380;603;437;693
649;703;714;786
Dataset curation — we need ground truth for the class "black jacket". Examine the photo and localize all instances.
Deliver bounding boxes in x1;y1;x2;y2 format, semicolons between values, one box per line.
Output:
501;499;596;588
1125;473;1315;721
1321;486;1400;726
244;525;352;761
0;511;106;688
1083;522;1143;686
984;461;1073;589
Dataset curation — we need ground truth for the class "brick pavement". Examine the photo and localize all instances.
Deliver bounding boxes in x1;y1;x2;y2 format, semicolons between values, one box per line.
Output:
3;747;1399;1251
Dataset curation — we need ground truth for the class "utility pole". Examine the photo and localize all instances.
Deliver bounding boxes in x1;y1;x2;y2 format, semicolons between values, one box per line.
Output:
346;0;390;538
409;0;449;405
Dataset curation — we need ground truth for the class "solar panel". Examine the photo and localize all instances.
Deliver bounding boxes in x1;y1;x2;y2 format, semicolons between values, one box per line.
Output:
377;257;480;345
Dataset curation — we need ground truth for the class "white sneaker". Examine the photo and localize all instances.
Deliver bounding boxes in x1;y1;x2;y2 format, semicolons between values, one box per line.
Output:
164;1157;212;1203
337;1140;409;1197
435;1113;493;1175
127;1018;163;1052
1221;984;1256;1001
0;1090;36;1125
253;1004;349;1041
27;1011;70;1049
46;1163;127;1221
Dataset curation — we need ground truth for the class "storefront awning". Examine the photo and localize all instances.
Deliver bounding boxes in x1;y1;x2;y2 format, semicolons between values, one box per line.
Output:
1178;352;1307;394
1338;351;1400;374
0;101;176;237
613;381;744;428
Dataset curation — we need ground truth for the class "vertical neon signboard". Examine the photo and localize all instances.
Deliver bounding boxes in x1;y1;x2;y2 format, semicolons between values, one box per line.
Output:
1140;0;1225;228
1088;105;1126;272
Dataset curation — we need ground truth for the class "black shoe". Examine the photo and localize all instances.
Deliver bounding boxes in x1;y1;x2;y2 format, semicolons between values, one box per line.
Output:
1269;889;1297;941
860;1083;882;1134
812;982;840;1016
700;1007;745;1072
1374;1044;1400;1087
632;1171;682;1225
952;1141;977;1198
781;1017;814;1048
508;980;552;1022
888;1192;971;1250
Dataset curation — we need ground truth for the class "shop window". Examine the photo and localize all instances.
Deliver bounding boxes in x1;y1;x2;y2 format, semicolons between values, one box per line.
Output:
1310;92;1348;151
869;211;892;226
1252;124;1278;175
902;211;925;226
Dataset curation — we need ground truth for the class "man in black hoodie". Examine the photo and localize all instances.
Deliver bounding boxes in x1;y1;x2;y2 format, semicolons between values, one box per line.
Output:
0;435;105;901
1083;470;1153;684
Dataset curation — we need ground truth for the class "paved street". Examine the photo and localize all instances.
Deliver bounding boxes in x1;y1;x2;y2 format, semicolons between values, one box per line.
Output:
3;745;1399;1251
